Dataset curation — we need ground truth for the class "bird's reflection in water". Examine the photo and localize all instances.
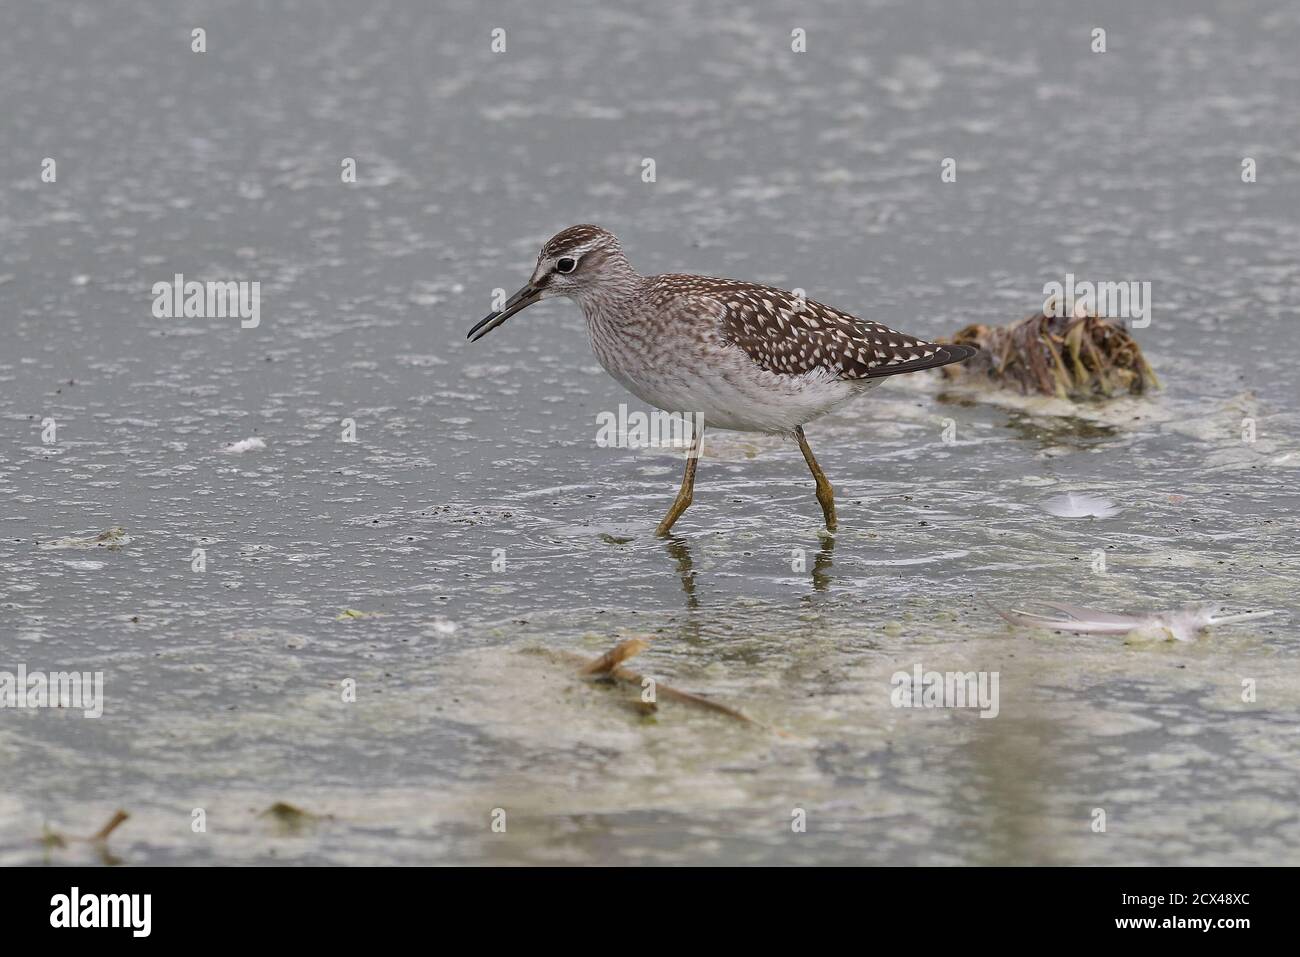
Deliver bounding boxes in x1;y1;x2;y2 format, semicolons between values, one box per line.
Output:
810;533;835;593
662;535;699;610
661;530;836;614
660;535;705;646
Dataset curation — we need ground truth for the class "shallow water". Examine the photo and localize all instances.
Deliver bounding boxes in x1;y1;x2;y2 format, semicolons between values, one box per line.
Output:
2;0;1298;865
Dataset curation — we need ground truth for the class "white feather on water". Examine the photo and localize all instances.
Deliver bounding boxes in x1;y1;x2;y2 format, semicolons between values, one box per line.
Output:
997;602;1277;642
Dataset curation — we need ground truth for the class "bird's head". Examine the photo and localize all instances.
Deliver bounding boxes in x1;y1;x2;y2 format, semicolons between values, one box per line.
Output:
467;225;630;342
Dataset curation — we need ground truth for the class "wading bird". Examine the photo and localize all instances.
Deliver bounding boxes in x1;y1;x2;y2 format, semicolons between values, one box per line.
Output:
467;225;975;535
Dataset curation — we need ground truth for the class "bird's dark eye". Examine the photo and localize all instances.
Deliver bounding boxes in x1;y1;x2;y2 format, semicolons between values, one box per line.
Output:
555;257;577;274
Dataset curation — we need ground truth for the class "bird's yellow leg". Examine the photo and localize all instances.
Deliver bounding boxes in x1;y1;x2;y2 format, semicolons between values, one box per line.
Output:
795;425;837;531
656;425;705;536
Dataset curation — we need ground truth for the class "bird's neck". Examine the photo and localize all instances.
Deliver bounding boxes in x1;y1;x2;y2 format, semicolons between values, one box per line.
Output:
573;257;644;331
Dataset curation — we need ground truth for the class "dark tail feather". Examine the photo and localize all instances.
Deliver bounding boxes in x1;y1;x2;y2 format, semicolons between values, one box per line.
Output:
861;343;978;379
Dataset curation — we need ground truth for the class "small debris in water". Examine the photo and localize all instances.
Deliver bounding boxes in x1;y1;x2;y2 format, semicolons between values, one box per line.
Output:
39;824;67;851
39;809;130;865
221;437;266;454
578;638;650;675
91;809;130;842
258;801;328;834
556;638;775;730
39;527;132;550
336;608;384;621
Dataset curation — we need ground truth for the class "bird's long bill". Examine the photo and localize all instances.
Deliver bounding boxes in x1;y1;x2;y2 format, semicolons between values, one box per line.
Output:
466;284;541;342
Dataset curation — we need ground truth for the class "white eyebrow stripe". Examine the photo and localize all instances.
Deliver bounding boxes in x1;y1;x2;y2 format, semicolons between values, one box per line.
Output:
551;241;603;261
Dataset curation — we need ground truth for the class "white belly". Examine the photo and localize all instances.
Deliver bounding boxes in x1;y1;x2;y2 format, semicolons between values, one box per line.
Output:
593;335;877;433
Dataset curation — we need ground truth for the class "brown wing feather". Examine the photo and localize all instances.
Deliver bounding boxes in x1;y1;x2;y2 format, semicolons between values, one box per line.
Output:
673;277;975;379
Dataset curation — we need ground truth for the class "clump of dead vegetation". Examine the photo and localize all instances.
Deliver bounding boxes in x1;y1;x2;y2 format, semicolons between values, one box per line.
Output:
941;302;1159;399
